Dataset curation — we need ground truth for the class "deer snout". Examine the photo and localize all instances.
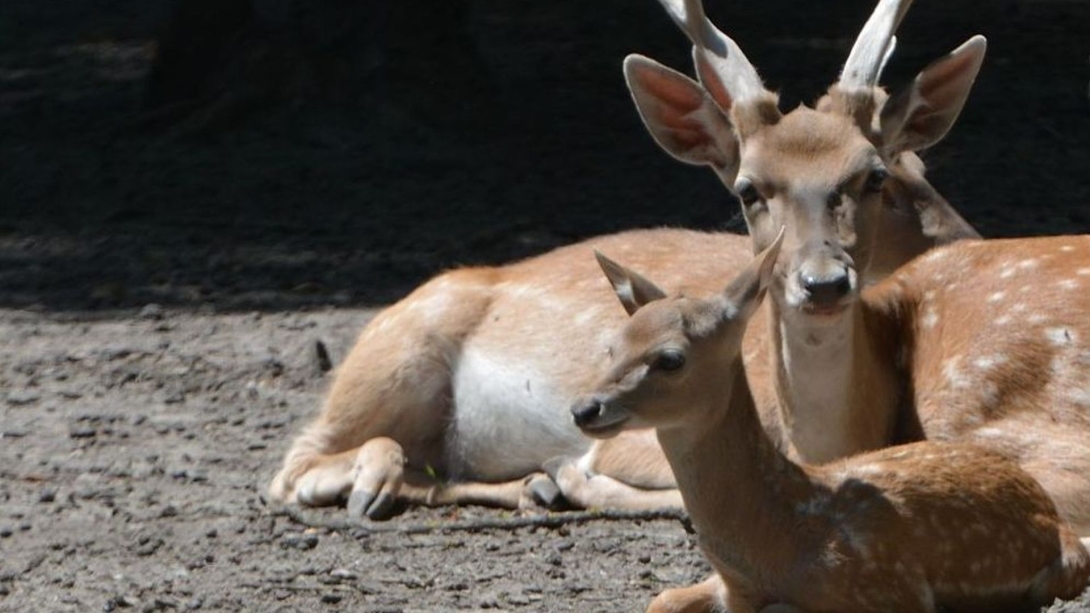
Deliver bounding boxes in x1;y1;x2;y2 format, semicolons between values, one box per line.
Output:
799;268;852;307
571;398;605;428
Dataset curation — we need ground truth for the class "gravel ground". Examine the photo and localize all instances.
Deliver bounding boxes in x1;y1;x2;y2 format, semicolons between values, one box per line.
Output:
2;0;1089;610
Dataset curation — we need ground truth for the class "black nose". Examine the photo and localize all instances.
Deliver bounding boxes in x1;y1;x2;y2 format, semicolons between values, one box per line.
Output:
800;271;851;306
571;400;604;428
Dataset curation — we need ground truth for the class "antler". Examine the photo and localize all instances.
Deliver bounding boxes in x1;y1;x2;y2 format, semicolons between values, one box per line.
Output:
654;0;772;111
838;0;915;91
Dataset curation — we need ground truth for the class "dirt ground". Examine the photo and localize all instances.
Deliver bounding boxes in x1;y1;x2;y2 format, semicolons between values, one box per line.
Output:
2;0;1090;611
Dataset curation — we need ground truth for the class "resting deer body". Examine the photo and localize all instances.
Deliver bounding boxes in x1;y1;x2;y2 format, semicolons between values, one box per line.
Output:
574;237;1090;613
268;0;979;518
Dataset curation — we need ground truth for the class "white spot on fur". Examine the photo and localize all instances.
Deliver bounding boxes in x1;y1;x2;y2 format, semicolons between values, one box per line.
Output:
1046;327;1075;346
1058;279;1080;291
1017;258;1040;270
973;355;1006;370
943;357;971;390
1061;245;1076;253
1077;268;1090;277
987;291;1005;303
994;315;1012;326
921;308;939;329
1028;313;1048;325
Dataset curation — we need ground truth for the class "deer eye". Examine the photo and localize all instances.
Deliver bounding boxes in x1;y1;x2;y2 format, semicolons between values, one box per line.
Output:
735;178;761;207
864;167;888;194
652;351;686;373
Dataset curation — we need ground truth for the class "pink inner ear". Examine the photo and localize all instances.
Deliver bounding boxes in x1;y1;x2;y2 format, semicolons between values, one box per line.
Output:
635;63;706;113
918;54;973;101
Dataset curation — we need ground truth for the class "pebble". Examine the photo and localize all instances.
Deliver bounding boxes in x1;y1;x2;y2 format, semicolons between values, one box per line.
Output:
329;568;357;581
39;489;56;503
139;304;165;320
6;391;41;406
281;533;319;550
184;598;203;610
69;428;97;439
0;527;12;538
320;593;342;604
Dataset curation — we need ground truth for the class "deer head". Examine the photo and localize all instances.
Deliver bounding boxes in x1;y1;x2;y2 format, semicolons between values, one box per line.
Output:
627;0;985;321
572;229;783;435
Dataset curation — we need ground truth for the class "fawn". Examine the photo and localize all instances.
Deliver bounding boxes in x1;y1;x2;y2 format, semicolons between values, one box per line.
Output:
574;234;1090;613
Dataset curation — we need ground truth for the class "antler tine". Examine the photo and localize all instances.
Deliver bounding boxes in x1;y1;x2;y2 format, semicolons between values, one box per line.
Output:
839;0;915;90
654;0;767;104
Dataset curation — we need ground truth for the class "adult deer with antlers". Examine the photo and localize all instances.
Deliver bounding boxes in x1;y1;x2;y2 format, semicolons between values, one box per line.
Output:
574;234;1090;613
267;0;981;518
561;0;1090;537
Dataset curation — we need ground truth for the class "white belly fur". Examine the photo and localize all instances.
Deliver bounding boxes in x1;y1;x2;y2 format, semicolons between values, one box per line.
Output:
446;347;590;480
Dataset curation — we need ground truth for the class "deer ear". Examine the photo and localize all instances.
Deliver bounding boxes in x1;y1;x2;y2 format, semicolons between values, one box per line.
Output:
879;35;986;154
724;227;783;320
595;251;668;316
624;54;740;176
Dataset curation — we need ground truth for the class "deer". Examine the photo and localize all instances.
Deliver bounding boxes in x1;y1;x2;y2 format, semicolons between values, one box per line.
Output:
573;233;1090;613
550;0;992;508
266;0;982;519
571;0;1090;532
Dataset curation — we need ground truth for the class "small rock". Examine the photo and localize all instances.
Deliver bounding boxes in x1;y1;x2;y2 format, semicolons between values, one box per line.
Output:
69;427;97;439
0;430;28;439
280;532;319;550
0;527;13;538
184;598;202;610
320;593;342;604
134;537;163;556
0;583;9;596
204;529;217;539
138;304;165;320
39;489;56;503
544;551;562;566
329;568;357;581
6;391;41;406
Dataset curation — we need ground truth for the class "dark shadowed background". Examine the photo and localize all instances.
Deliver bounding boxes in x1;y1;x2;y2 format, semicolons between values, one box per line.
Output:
2;0;1088;311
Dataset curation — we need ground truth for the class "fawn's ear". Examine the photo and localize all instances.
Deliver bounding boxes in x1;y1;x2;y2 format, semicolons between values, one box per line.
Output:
723;227;784;321
595;251;668;316
879;35;986;155
624;54;740;177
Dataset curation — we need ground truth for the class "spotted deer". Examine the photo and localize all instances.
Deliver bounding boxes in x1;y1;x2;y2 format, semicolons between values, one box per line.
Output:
552;0;996;508
569;0;1090;536
267;0;980;518
574;234;1090;613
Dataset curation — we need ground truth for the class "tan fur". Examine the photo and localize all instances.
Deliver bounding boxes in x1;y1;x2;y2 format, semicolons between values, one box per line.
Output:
577;250;1090;613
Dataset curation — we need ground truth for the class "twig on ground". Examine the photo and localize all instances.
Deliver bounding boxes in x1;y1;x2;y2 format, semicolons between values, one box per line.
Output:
268;502;694;536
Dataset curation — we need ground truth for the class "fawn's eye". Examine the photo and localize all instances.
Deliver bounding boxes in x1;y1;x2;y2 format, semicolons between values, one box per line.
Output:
864;167;888;194
735;179;761;207
652;351;686;373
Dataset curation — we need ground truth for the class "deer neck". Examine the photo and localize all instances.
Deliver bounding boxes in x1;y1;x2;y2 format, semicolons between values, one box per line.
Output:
769;297;902;464
655;361;816;591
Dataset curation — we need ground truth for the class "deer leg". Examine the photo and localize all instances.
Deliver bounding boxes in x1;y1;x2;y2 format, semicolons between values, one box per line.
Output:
1028;525;1090;605
647;575;728;613
544;456;683;512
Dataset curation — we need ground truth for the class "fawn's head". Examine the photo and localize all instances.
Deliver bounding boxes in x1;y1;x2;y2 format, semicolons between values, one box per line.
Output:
572;230;783;436
628;0;985;320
